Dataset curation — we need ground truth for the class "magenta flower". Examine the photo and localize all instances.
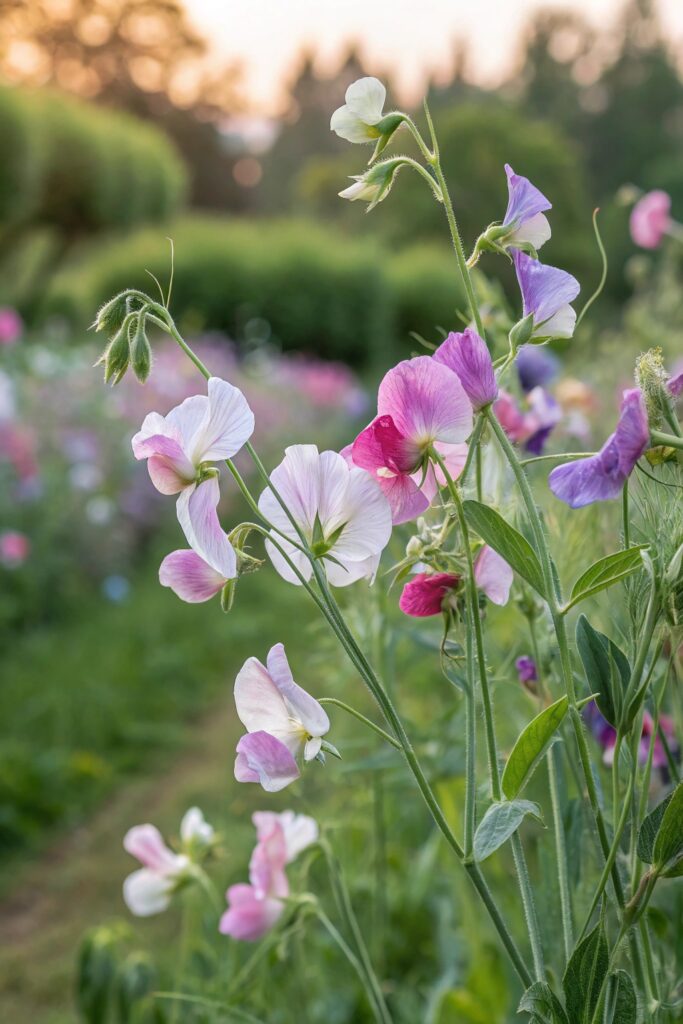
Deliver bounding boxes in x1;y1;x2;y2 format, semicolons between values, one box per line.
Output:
349;357;473;524
503;165;552;250
132;377;254;580
0;530;30;568
474;545;513;606
234;643;330;792
493;388;560;454
513;250;580;341
0;307;23;346
549;388;649;508
630;190;672;249
123;824;190;916
433;329;498;410
399;572;461;617
259;444;392;587
159;548;230;603
220;811;317;942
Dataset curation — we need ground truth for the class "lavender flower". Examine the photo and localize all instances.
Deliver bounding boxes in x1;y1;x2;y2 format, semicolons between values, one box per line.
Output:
513;250;580;341
503;165;552;250
433;328;498;410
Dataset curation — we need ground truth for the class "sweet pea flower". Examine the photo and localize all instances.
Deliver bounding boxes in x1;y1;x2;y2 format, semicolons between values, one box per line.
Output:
502;165;552;250
516;345;559;393
259;444;392;586
630;190;672;249
668;367;683;398
339;157;405;211
516;656;538;694
524;387;562;455
132;377;254;581
474;545;513;605
330;77;391;144
549;388;649;509
348;357;472;524
234;643;330;792
159;548;230;603
123;824;191;917
180;807;215;851
586;705;678;774
220;810;317;942
0;530;30;568
513;250;580;341
0;307;23;346
399;572;461;617
434;329;498;410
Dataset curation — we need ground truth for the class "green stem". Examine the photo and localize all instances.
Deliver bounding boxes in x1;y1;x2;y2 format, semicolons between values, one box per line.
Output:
318;697;402;750
316;906;391;1024
520;451;597;467
463;623;476;858
622;481;630;549
650;429;683;450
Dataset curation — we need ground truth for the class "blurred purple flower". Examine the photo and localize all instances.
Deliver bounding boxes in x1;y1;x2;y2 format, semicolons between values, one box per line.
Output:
516;346;559;393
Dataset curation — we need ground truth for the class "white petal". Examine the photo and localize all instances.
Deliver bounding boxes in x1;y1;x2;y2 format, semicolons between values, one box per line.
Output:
192;377;255;463
330;105;373;143
328;465;392;563
180;807;214;845
535;304;576;340
123;868;173;916
264;535;312;585
259;445;321;538
165;394;210;459
279;813;319;861
176;478;237;580
234;656;301;754
266;643;330;739
304;736;322;761
509;213;551;249
325;551;381;587
345;77;386;124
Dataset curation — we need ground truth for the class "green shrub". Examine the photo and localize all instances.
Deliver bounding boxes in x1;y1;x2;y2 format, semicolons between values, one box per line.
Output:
0;87;45;226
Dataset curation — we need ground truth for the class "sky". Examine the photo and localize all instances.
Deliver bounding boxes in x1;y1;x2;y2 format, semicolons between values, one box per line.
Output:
183;0;683;114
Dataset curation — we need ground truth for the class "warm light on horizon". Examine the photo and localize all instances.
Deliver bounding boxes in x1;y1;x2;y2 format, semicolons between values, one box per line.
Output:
183;0;683;114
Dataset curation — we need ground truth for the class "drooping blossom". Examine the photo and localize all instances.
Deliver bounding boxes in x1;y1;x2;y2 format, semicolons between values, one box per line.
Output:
123;824;191;917
513;250;580;341
220;811;317;942
516;345;559;393
434;329;498;410
348;357;472;524
502;165;552;250
474;545;513;605
630;190;672;249
330;77;391;144
234;643;330;792
259;444;392;586
399;572;461;617
0;307;23;346
0;530;30;568
159;548;230;603
549;388;649;508
132;377;254;581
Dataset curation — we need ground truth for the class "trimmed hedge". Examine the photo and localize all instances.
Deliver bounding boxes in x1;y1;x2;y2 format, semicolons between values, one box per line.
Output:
0;86;187;235
45;217;466;366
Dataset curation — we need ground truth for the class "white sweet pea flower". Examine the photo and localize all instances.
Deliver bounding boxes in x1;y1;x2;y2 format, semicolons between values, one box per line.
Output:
180;806;215;849
122;824;190;917
331;77;388;143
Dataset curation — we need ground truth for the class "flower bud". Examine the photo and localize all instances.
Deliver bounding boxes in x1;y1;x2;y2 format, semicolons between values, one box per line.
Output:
130;314;152;384
221;578;236;613
339;157;408;211
508;313;536;352
635;347;671;430
93;291;129;334
98;322;130;385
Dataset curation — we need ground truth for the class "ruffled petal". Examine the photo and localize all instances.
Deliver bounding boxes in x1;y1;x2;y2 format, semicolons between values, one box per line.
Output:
234;732;300;792
123;868;173;917
159;549;226;602
378;357;473;447
123;824;181;873
252;810;319;863
399;572;460;616
325;463;392;564
176;477;236;580
345;76;386;123
266;643;330;738
352;415;420;475
234;656;293;741
191;377;255;463
513;250;580;326
219;884;284;941
433;330;497;410
503;164;552;230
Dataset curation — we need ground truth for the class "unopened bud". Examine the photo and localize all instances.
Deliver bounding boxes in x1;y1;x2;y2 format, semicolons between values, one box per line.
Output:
93;292;129;334
221;578;236;613
509;313;535;351
635;347;670;430
371;112;406;160
98;322;130;385
130;315;152;384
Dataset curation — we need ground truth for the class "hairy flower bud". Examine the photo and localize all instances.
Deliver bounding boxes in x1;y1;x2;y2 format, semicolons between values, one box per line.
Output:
130;314;152;384
98;322;130;385
339;157;409;211
635;347;670;430
94;292;129;335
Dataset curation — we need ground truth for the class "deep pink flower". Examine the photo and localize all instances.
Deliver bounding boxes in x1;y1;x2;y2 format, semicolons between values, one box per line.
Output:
399;572;461;617
630;190;672;249
0;530;30;567
433;329;498;410
349;357;473;524
0;307;23;346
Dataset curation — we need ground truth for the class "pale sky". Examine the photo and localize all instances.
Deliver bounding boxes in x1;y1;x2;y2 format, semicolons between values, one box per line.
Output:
184;0;683;114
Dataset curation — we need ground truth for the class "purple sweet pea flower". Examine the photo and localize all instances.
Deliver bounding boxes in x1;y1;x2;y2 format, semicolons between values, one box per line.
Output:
513;250;580;341
515;656;538;685
516;345;559;393
668;369;683;398
503;165;552;250
549;388;649;508
524;387;562;455
433;329;498;410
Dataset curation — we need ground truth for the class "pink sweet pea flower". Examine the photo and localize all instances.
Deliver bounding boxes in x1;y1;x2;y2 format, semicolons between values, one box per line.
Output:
630;190;671;249
123;824;190;916
220;811;317;942
132;377;254;581
399;572;461;617
234;643;330;792
0;307;23;346
259;444;392;587
348;357;473;524
474;546;514;606
0;530;30;568
159;548;230;603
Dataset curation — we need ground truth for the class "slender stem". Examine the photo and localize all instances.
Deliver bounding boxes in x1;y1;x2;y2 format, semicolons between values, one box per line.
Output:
520;451;597;467
318;697;402;750
650;429;683;451
510;834;545;980
315;906;389;1023
622;481;630;549
463;622;476;858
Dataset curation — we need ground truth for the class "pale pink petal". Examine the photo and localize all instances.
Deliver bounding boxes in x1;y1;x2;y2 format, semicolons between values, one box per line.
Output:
176;477;236;580
431;441;469;487
249;825;289;898
265;643;330;738
474;546;513;605
123;868;173;917
180;807;214;845
159;549;226;602
259;445;321;536
165;394;210;454
131;423;195;494
325;551;381;586
219;884;284;941
378;473;431;524
234;656;294;744
234;732;301;792
378;357;473;447
327;465;392;564
123;824;179;873
191;377;255;463
316;450;355;533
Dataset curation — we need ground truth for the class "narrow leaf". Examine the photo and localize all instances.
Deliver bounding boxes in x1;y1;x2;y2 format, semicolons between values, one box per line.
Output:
653;782;683;872
462;500;547;598
575;615;630;727
563;922;608;1024
473;799;543;862
637;792;673;864
566;547;646;611
502;696;569;800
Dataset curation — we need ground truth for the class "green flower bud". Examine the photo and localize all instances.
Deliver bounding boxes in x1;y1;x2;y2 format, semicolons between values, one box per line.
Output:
635;347;670;431
97;322;130;385
508;312;535;351
221;578;236;613
130;314;152;384
339;157;409;212
93;292;129;335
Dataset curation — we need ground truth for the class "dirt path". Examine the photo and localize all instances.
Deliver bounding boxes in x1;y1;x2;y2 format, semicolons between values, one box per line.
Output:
0;702;240;1024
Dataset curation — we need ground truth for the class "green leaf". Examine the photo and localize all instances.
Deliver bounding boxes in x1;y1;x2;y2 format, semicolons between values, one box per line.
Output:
502;696;569;800
473;799;543;862
562;922;608;1024
637;792;673;863
565;547;646;611
653;782;683;873
606;971;637;1024
575;615;630;728
462;500;547;598
518;982;569;1024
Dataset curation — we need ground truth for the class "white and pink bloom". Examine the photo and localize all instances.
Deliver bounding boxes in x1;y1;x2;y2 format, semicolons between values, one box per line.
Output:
220;811;317;942
348;357;472;524
132;377;254;581
630;190;672;249
399;546;513;616
259;444;392;587
473;545;514;606
234;643;330;792
159;548;231;603
513;250;580;341
502;165;552;250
